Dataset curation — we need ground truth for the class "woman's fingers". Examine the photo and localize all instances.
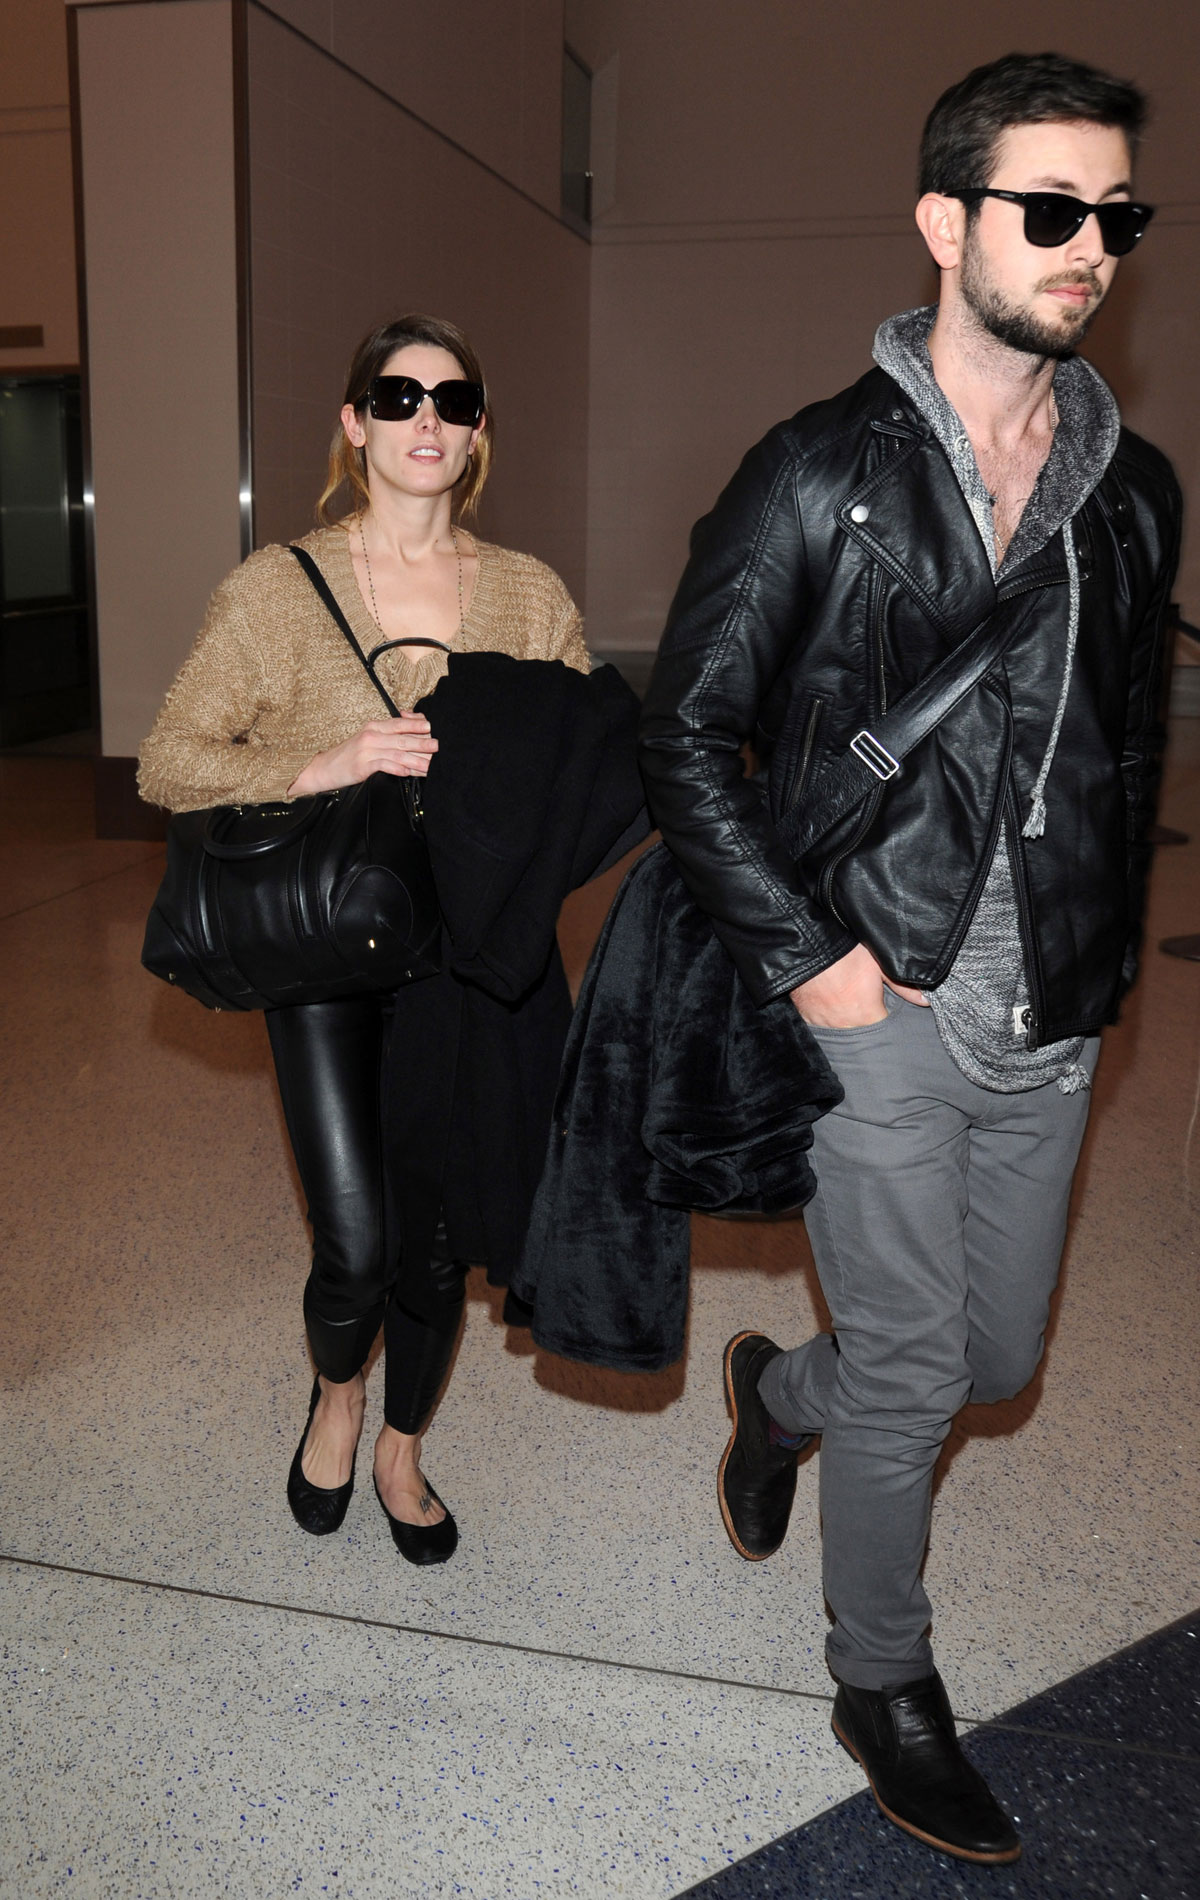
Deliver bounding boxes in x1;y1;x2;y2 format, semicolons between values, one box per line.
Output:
365;714;432;734
355;734;438;777
368;748;434;776
362;738;437;764
355;725;436;753
359;744;437;765
289;718;437;794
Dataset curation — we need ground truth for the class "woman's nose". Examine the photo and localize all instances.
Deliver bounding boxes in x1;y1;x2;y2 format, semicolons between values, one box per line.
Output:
414;396;440;429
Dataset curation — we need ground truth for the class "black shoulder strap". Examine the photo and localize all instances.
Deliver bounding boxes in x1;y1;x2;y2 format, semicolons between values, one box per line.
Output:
789;589;1043;857
288;544;452;719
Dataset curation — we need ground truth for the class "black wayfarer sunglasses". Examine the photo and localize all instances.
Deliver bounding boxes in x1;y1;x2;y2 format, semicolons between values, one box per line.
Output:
367;375;485;427
946;188;1155;257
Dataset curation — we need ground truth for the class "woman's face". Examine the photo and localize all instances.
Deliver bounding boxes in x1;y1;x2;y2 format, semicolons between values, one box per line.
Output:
341;343;484;506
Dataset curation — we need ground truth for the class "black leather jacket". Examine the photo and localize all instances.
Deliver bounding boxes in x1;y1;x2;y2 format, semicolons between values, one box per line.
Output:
639;366;1181;1047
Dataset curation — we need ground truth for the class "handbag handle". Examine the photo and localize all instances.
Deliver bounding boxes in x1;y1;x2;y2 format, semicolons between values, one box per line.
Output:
288;544;451;717
203;795;329;859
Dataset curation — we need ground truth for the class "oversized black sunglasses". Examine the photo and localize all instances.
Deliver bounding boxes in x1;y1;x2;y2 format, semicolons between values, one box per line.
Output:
367;375;485;427
947;188;1155;257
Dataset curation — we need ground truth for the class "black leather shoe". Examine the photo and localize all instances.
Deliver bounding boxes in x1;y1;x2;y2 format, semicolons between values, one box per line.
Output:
832;1672;1021;1863
718;1331;809;1560
287;1377;356;1536
373;1473;458;1565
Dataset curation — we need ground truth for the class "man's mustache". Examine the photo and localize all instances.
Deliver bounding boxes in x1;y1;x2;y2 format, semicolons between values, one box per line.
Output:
1035;269;1103;297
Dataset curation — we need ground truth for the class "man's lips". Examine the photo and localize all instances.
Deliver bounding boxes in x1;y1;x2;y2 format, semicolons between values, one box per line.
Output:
1037;272;1101;310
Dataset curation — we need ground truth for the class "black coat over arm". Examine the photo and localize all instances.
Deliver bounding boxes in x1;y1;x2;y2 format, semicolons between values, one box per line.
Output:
512;840;842;1372
386;653;649;1305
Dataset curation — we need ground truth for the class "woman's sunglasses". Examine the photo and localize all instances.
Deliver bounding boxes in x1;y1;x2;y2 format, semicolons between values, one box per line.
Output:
948;188;1155;257
367;376;485;427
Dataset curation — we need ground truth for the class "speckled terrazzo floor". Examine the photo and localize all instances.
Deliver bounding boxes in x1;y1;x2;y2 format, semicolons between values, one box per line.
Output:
1;736;1198;1898
682;1611;1200;1899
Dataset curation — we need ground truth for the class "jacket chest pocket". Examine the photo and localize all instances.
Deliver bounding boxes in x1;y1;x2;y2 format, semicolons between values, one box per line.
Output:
773;692;826;820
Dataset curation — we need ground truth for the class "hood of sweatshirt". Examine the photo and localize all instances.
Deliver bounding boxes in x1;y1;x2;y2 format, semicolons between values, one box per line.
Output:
873;304;1122;842
872;303;1120;578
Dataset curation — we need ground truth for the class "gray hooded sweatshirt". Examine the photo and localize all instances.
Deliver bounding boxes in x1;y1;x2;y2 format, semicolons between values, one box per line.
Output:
872;306;1120;1092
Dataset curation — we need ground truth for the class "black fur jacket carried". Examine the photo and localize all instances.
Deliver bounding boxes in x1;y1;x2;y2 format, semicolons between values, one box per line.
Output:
387;653;649;1304
511;839;843;1372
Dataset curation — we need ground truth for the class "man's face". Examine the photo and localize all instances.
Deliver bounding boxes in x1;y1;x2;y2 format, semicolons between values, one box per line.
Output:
958;120;1133;358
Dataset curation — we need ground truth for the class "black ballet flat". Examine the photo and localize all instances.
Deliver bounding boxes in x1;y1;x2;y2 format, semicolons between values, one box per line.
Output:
286;1377;356;1535
372;1473;458;1565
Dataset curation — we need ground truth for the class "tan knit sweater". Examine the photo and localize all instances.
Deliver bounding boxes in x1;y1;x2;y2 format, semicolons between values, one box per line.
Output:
138;526;590;813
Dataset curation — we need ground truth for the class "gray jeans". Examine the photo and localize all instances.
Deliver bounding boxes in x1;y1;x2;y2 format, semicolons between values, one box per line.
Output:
758;992;1099;1690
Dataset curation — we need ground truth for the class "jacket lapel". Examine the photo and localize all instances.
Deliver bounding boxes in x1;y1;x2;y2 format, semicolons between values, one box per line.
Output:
836;434;997;643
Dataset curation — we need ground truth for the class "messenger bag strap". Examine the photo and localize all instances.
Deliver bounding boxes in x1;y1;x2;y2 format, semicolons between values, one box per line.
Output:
789;590;1043;856
287;544;451;719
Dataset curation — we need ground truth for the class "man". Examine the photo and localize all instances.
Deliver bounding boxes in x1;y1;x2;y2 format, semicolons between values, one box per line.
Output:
639;52;1180;1864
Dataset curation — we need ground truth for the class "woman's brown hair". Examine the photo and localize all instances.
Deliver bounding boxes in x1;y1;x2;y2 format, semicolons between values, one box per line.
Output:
316;314;493;527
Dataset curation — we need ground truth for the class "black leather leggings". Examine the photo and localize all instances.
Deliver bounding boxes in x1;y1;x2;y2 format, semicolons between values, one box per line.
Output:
266;995;464;1434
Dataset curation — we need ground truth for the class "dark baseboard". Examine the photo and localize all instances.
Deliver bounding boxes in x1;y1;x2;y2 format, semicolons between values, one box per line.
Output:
94;755;166;840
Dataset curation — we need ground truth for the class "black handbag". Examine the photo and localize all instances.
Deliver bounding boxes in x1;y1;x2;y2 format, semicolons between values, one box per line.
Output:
141;545;445;1011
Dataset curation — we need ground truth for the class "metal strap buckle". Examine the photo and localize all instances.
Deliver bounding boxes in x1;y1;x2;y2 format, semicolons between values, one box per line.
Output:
849;729;901;781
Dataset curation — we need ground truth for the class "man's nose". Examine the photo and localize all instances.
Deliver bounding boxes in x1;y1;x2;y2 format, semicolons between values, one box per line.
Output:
1064;211;1106;267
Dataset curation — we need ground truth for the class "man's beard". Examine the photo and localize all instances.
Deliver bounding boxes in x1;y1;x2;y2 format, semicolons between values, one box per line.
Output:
960;229;1104;360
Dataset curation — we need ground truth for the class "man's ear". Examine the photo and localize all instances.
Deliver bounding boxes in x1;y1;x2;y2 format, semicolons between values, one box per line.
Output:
915;192;965;271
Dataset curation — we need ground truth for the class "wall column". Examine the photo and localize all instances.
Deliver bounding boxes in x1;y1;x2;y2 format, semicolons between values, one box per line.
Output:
70;0;245;835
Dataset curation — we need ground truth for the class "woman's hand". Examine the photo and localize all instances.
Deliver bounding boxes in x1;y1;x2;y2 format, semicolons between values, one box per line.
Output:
287;714;437;797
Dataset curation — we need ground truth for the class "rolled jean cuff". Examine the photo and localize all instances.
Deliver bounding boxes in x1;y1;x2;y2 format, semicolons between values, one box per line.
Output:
827;1636;936;1692
757;1346;829;1438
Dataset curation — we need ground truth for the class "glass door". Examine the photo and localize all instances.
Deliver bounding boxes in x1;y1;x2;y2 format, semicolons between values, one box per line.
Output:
0;374;92;747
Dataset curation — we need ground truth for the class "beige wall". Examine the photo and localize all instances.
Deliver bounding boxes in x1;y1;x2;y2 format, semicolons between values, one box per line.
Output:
260;0;565;216
246;4;591;600
73;0;242;756
1;0;77;369
68;0;590;781
571;0;1200;647
67;0;1199;765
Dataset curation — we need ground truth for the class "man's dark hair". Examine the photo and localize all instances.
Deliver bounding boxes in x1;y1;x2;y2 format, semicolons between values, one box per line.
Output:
918;51;1147;197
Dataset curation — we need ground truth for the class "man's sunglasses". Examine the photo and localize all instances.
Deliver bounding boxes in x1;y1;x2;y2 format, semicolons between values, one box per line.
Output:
947;188;1155;257
367;376;485;426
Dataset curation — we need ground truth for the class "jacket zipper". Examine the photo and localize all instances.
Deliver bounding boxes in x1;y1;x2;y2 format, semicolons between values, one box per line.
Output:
811;569;886;920
816;568;887;919
922;681;1015;980
869;566;887;716
816;783;884;923
995;572;1066;1047
995;570;1067;607
1005;784;1046;1047
784;694;825;816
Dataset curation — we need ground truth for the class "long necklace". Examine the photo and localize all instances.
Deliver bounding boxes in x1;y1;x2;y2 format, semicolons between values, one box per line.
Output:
357;512;465;641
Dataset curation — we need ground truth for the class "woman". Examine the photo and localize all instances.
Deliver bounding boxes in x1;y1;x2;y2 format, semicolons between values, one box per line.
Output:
139;315;591;1564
